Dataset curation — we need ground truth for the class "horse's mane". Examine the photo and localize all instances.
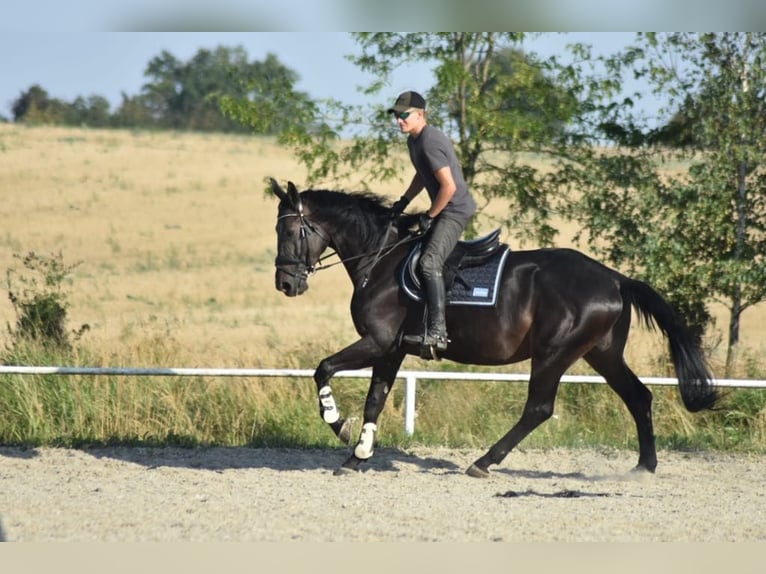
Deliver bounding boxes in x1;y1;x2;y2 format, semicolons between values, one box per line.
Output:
300;189;401;252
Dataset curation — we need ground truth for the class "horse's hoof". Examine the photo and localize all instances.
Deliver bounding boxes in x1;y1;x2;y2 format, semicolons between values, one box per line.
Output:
333;466;359;476
466;463;490;478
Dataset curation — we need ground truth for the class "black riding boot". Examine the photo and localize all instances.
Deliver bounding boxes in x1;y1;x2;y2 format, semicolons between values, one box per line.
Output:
403;275;449;352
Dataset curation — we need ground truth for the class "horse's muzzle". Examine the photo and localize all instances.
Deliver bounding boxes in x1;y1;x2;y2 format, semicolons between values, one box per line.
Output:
275;269;308;297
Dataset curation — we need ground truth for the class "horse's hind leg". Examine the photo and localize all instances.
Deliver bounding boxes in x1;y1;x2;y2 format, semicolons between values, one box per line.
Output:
584;346;656;472
581;303;657;472
336;351;406;475
467;356;570;478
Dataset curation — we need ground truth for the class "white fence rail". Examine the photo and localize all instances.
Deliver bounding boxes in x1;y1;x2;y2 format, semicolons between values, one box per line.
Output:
1;366;764;436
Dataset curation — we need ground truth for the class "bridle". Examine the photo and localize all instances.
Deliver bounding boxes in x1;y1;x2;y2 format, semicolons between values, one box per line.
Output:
274;204;331;282
275;201;422;286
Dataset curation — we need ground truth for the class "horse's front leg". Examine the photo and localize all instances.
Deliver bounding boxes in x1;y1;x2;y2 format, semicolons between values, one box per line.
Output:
313;336;387;445
336;352;406;475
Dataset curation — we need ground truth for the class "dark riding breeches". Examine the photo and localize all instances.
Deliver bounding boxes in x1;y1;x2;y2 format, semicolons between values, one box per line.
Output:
418;215;465;281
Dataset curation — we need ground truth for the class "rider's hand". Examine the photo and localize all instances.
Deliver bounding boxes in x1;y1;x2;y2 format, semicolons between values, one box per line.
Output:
417;213;433;234
390;196;410;219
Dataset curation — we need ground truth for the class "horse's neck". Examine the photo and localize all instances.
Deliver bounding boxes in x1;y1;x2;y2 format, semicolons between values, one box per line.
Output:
333;224;399;284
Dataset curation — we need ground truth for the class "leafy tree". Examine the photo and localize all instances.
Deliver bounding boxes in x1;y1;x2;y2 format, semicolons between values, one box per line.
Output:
64;94;112;127
222;33;592;244
112;92;156;129
571;33;766;371
12;85;111;128
219;52;319;136
8;46;311;136
140;49;185;128
481;47;577;143
142;45;310;134
12;85;67;124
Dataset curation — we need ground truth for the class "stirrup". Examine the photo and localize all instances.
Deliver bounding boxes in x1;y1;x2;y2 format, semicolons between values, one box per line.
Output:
402;332;447;346
420;336;448;360
425;333;449;350
403;331;449;359
402;332;427;346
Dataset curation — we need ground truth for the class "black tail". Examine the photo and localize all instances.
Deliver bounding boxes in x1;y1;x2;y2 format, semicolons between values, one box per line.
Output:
620;278;718;412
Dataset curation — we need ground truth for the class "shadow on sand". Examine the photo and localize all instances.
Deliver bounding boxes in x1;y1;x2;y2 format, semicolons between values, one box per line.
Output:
0;446;40;461
65;445;466;475
0;445;642;484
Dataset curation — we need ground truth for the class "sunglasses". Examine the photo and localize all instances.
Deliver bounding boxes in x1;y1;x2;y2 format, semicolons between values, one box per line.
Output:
394;109;416;120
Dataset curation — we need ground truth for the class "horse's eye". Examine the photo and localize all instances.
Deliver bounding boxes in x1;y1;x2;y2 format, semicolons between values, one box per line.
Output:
277;222;295;239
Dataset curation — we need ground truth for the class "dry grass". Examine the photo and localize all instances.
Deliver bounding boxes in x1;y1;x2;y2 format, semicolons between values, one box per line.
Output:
1;124;764;378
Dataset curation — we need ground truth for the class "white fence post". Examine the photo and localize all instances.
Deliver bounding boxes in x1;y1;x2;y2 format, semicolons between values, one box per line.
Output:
404;374;417;436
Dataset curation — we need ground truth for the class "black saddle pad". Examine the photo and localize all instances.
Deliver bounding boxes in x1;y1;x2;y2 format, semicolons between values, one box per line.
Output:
400;236;509;307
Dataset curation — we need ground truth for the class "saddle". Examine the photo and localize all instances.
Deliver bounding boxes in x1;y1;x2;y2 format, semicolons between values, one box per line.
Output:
400;228;510;307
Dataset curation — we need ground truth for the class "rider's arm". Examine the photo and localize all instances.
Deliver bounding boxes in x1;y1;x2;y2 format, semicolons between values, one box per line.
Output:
426;166;457;218
403;173;426;202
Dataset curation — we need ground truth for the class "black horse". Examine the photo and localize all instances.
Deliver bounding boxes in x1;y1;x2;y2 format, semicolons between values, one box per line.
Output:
270;179;718;477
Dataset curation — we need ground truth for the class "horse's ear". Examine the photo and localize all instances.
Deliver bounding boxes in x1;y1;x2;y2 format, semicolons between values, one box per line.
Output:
270;178;289;203
287;181;301;209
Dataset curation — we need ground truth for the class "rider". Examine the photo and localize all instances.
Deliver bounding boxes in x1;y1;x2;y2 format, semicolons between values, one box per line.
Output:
388;91;477;353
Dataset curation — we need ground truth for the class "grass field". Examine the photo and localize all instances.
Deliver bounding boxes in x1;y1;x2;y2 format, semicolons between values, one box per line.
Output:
1;123;764;451
1;125;357;367
2;124;763;374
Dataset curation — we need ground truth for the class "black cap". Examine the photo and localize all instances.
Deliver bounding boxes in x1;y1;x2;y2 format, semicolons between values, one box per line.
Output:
387;91;426;114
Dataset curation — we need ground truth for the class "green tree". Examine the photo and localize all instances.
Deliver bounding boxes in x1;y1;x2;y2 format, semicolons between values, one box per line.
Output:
572;33;766;371
12;85;67;124
141;45;310;133
12;86;111;128
223;33;592;244
140;49;185;128
64;94;112;127
219;52;319;136
112;92;156;129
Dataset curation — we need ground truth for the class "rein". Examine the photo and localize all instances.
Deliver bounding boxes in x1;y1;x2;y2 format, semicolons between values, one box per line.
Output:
358;221;421;288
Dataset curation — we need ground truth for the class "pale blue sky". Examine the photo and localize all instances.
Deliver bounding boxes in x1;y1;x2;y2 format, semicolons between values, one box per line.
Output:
1;32;646;122
6;0;761;127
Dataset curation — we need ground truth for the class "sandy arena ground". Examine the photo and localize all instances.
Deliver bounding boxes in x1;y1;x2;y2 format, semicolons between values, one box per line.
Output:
1;445;764;543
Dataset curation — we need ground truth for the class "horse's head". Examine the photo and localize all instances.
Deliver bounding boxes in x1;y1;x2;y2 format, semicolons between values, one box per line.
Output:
270;178;330;297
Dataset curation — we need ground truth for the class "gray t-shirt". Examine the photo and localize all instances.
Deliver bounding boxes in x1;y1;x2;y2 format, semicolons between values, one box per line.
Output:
407;125;477;224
